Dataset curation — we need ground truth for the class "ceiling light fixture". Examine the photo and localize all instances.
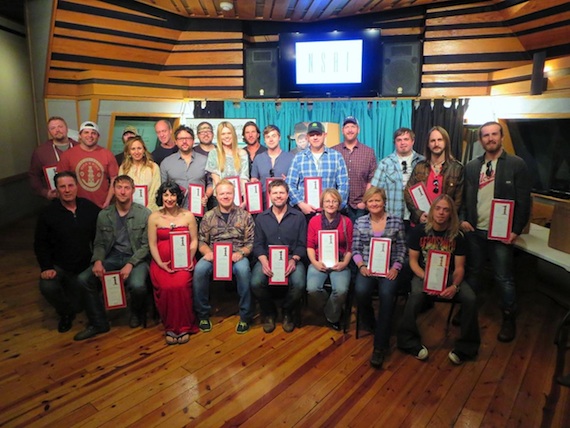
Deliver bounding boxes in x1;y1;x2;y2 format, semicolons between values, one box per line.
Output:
220;2;234;11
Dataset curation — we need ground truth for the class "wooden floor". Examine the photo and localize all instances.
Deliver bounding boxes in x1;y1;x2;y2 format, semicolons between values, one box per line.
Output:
1;216;569;428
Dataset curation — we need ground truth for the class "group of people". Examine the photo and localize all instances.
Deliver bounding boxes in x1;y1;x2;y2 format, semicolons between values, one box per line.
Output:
31;115;531;372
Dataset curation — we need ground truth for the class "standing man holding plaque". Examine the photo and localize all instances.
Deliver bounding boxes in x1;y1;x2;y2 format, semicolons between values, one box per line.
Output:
192;180;255;334
398;194;480;365
74;175;151;341
286;121;349;218
251;179;307;333
34;171;100;333
461;121;531;343
404;126;464;225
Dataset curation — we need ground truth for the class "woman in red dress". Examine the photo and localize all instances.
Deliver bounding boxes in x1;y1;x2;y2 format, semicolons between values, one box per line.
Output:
148;181;199;344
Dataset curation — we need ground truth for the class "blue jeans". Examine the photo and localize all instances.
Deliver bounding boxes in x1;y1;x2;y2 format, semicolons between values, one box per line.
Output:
192;257;252;322
355;272;399;350
306;265;350;323
397;276;480;358
343;205;367;224
250;261;306;317
465;229;517;310
39;265;83;316
77;255;149;329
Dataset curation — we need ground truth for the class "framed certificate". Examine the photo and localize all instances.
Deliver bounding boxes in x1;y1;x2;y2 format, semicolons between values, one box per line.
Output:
269;245;288;285
265;178;278;208
170;231;192;270
318;230;338;268
133;185;148;206
43;165;57;191
488;199;514;241
213;242;232;281
304;177;322;208
408;182;432;214
226;176;242;207
367;238;392;277
102;271;127;309
245;181;263;214
188;184;205;217
423;250;451;294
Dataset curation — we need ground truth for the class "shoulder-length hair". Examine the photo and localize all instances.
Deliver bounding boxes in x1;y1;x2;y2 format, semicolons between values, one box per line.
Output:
155;180;184;207
121;136;155;174
425;194;461;240
215;121;241;173
426;126;454;161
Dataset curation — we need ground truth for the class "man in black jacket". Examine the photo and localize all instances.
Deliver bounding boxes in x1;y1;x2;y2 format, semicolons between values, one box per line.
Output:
461;121;531;343
34;171;100;333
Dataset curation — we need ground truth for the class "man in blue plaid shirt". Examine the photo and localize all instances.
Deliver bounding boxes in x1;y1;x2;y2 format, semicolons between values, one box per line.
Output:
286;121;349;216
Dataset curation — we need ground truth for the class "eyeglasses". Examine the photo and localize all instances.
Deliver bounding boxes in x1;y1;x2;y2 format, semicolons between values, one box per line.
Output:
485;161;493;177
176;137;193;142
269;168;275;178
433;178;439;194
323;200;340;205
401;161;408;174
198;130;212;134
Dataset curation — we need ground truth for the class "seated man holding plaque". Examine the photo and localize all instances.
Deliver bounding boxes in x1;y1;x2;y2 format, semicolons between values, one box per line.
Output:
192;179;255;334
250;179;307;333
397;194;480;365
74;175;151;341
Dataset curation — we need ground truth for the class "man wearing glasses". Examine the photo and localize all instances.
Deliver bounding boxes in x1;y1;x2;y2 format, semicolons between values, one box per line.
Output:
370;127;424;229
404;126;464;225
193;121;216;157
460;121;531;343
160;125;213;208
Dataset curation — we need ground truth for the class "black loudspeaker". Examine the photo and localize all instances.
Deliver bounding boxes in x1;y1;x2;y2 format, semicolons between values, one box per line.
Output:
530;51;546;95
381;42;422;97
244;47;279;98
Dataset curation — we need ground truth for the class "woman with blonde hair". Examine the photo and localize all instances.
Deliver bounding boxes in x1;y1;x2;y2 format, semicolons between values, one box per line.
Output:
205;121;249;203
119;136;161;211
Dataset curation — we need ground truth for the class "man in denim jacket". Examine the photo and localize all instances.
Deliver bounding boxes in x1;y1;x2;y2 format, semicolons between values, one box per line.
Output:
74;175;151;341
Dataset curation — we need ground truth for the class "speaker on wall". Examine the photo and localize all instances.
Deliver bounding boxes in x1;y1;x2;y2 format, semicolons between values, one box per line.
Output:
381;42;422;97
530;51;546;95
244;47;279;98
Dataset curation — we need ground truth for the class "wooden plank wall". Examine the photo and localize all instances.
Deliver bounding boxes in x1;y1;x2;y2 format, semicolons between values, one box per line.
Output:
46;0;570;101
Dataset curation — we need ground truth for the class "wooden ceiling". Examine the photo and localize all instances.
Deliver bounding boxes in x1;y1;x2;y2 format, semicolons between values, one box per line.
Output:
134;0;458;22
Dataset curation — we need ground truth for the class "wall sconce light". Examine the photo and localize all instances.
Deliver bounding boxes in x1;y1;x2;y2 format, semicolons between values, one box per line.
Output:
220;2;234;11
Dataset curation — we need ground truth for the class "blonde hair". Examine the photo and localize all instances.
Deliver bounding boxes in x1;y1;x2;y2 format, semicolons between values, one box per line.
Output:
425;194;461;241
362;186;387;205
320;188;342;209
121;136;155;174
216;121;241;173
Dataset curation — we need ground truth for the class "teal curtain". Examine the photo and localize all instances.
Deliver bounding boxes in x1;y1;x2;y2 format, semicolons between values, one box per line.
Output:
224;99;411;155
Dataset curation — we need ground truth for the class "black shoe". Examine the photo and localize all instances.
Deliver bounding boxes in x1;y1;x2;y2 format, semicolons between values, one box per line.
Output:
263;316;276;333
327;319;341;331
448;349;470;365
58;314;75;333
73;325;110;341
497;310;516;342
129;313;142;328
370;348;385;369
282;314;295;333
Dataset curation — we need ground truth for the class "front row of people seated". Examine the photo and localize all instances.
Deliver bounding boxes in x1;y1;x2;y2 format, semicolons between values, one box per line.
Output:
35;171;479;370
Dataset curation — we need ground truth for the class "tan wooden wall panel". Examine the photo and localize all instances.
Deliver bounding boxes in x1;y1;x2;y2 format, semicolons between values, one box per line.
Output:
178;32;244;41
165;52;243;66
77;83;188;99
499;0;568;19
490;80;532;95
187;90;244;99
381;28;423;36
426;11;502;26
172;43;244;52
423;61;530;72
547;74;570;92
53;28;174;52
426;28;514;38
161;70;243;77
424;38;526;55
422;73;490;83
421;87;490;98
491;64;533;81
428;1;490;13
49;60;161;75
508;11;570;33
519;27;570;51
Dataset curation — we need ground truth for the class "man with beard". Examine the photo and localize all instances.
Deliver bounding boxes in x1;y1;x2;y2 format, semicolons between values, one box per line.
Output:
151;119;178;165
193;121;216;157
57;121;118;208
461;121;531;343
74;175;151;340
242;121;267;176
29;117;78;199
250;179;307;333
332;116;377;222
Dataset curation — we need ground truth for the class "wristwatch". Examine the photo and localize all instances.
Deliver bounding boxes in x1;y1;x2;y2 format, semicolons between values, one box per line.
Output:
238;249;246;257
452;284;460;293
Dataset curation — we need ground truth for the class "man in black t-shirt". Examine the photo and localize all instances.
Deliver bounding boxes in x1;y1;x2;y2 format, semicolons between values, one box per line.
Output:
397;194;480;365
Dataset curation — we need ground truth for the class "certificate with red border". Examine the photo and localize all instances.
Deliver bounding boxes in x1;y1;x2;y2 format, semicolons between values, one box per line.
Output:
304;177;322;208
245;181;263;214
43;165;57;191
423;250;451;294
188;184;205;217
269;245;288;285
408;182;432;213
170;231;192;270
133;185;148;207
226;176;241;207
102;271;127;309
318;230;338;268
488;199;514;241
367;238;392;277
265;178;278;208
213;242;232;281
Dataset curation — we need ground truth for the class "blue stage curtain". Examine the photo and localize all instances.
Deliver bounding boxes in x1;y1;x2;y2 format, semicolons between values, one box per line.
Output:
224;100;412;155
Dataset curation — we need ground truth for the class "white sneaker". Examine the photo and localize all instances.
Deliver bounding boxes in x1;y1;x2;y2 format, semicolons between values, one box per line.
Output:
414;345;429;360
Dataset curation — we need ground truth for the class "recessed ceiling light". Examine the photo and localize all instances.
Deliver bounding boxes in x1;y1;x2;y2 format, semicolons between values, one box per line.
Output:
220;2;233;11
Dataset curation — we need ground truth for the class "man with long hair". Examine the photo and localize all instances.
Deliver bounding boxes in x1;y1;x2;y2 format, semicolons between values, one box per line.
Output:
397;194;480;365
